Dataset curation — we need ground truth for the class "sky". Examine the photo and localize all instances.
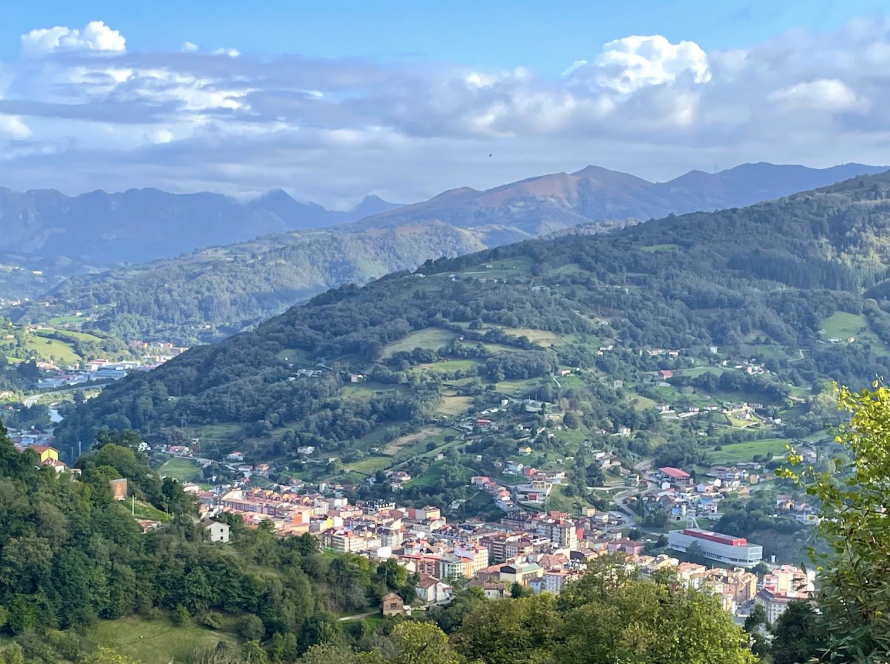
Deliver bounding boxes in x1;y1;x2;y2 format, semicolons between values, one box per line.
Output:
0;0;889;206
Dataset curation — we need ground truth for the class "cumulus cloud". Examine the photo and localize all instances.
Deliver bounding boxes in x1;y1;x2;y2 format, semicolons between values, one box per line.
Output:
21;21;126;56
1;18;890;204
769;78;865;112
584;35;711;93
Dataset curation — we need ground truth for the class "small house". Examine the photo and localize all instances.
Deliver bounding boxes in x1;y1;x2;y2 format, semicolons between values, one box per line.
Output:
206;521;231;544
381;592;406;616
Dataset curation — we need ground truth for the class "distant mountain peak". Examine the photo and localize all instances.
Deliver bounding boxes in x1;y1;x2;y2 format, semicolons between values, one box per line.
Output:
350;194;403;218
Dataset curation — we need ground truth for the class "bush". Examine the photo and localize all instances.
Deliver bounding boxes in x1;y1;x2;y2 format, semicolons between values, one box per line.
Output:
171;605;190;626
235;614;265;641
202;612;223;630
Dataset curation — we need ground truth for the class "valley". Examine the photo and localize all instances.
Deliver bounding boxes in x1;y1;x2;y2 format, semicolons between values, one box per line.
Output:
48;172;890;558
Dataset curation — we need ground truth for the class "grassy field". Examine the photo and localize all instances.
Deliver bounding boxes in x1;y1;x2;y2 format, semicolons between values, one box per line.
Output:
192;423;244;445
821;312;867;339
383;426;444;455
48;314;88;326
51;329;105;343
630;394;658;411
380;328;455;358
405;458;472;487
710;438;789;464
24;333;81;364
343;455;394;475
480;342;518;354
436;395;474;416
414;359;480;374
92;616;238;664
679;366;727;378
460;256;535;279
496;377;546;396
132;500;172;522
499;327;563;346
342;382;407;400
159;457;203;483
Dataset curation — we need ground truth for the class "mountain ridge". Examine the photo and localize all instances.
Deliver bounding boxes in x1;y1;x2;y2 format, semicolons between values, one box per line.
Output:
6;162;886;344
54;170;890;465
0;186;404;264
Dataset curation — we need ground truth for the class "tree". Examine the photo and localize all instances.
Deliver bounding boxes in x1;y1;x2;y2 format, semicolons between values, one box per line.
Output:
685;542;707;566
385;622;461;664
236;614;266;641
510;582;532;599
453;593;561;664
270;632;299;664
770;601;824;664
743;603;769;658
744;603;767;633
556;581;756;664
2;644;24;664
80;647;141;664
783;385;890;660
172;604;190;626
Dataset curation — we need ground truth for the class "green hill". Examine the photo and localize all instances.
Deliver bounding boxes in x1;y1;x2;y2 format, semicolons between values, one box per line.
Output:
9;222;488;345
56;171;890;482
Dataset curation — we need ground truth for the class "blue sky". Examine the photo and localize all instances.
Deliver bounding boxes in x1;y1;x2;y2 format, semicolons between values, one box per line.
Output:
0;1;889;204
2;0;884;74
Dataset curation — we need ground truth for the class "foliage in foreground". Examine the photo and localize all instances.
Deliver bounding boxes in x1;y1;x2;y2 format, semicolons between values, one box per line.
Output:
784;385;890;662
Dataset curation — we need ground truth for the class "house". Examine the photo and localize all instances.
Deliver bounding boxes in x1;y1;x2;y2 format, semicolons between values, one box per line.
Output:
381;592;406;616
226;451;245;462
350;374;365;383
109;478;128;501
206;521;231;544
30;445;60;464
659;370;674;380
415;575;452;604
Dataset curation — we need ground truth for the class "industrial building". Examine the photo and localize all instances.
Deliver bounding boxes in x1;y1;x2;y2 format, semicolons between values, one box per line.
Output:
668;528;763;568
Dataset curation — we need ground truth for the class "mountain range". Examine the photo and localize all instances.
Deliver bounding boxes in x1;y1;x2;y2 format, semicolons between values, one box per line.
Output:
3;162;886;343
0;187;403;264
55;169;890;464
341;162;887;239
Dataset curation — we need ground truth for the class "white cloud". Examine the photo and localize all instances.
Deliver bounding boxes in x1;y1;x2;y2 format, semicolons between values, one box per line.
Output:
3;18;890;204
579;35;711;93
769;78;865;113
21;21;126;56
0;113;31;138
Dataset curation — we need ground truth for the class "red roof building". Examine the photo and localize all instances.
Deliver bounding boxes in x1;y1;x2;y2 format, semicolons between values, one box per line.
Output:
659;467;691;480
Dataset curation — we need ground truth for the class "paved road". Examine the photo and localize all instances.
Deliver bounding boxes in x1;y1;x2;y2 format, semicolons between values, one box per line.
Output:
605;457;655;530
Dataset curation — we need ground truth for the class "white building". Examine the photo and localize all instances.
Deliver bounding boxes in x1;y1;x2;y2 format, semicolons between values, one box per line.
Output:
668;528;762;568
206;521;230;544
415;575;452;604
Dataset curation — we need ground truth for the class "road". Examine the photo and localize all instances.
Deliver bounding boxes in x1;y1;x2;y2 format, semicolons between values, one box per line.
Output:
339;611;378;622
605;458;654;531
23;382;99;407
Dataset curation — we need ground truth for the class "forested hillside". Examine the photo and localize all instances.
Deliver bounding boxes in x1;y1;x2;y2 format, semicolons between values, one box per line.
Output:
5;163;881;345
9;223;488;344
0;425;758;664
54;171;890;479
